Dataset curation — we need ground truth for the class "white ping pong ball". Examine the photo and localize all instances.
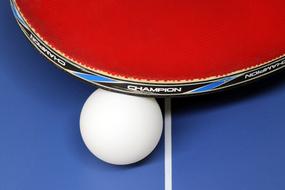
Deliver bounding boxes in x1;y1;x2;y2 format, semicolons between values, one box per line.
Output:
80;89;163;165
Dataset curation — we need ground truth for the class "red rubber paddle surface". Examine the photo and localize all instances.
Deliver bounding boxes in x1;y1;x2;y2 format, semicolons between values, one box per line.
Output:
15;0;285;82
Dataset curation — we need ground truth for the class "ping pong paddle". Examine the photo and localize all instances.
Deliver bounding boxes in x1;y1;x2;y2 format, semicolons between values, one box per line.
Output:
11;0;285;97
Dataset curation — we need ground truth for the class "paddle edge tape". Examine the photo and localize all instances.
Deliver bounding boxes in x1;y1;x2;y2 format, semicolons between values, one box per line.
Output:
10;0;285;97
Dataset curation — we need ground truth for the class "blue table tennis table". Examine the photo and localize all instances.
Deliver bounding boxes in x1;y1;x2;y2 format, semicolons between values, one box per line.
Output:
1;1;285;189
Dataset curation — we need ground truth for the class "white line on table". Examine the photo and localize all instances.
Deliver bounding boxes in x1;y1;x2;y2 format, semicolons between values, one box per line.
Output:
164;98;172;190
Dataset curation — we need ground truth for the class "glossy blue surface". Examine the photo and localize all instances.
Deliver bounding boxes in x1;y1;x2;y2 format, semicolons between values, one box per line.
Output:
1;1;285;190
